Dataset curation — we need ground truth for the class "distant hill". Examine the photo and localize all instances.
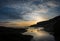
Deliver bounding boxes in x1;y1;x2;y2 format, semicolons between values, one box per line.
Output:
0;26;33;41
30;16;60;34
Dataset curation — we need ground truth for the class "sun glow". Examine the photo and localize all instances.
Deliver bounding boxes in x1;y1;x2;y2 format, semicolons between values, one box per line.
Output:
3;21;37;27
22;28;49;37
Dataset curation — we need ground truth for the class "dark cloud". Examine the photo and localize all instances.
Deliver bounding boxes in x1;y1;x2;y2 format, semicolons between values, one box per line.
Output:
0;7;22;19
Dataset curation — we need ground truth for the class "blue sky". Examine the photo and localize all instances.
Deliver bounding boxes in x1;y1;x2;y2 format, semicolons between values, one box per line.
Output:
0;0;60;27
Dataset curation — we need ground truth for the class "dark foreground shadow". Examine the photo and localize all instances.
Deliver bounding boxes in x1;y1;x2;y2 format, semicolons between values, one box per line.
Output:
53;19;60;41
0;26;33;41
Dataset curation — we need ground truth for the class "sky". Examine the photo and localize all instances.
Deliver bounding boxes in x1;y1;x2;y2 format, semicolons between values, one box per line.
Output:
0;0;60;27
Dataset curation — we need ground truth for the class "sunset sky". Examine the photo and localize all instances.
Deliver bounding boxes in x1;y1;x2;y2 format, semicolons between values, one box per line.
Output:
0;0;60;27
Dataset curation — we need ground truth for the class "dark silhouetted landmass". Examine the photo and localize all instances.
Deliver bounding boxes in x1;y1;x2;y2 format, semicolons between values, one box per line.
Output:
0;26;33;41
53;19;60;41
30;16;60;34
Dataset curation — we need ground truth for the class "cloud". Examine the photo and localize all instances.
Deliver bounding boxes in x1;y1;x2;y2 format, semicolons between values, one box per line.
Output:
0;0;60;22
0;7;21;19
22;8;49;22
45;1;59;8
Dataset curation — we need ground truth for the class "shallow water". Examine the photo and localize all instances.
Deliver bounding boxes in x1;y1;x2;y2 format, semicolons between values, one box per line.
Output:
22;27;55;41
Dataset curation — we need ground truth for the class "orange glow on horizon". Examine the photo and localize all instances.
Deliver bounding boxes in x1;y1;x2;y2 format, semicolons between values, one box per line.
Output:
0;18;48;27
4;21;37;27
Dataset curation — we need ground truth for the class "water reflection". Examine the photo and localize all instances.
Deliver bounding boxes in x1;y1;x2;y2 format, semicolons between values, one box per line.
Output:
22;27;55;41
